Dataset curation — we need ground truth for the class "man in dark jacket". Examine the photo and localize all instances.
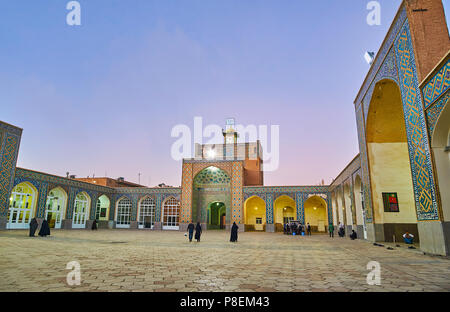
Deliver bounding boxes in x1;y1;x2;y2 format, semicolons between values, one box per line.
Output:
187;222;195;242
230;222;239;242
194;222;202;242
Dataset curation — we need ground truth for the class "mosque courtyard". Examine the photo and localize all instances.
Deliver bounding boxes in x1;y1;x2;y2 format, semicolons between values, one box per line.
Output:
0;230;449;292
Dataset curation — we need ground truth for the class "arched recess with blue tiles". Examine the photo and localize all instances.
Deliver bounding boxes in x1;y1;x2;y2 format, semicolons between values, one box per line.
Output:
303;194;329;232
273;194;296;231
365;77;418;234
191;166;231;229
243;195;266;231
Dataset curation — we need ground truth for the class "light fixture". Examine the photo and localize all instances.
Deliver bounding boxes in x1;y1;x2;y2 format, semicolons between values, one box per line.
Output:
313;207;317;210
254;207;258;210
206;149;216;159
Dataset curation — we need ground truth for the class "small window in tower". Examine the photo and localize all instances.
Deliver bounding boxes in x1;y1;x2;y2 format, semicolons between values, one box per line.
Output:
256;218;262;224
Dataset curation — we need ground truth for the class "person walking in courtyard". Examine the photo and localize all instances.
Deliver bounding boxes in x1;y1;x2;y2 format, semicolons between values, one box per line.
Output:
306;223;311;236
195;222;202;242
187;222;195;242
230;222;239;242
329;223;334;238
338;223;345;237
92;219;98;230
29;218;38;237
38;219;50;237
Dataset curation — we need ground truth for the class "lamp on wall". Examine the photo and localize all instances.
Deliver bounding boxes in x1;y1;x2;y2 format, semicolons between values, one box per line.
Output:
206;149;216;159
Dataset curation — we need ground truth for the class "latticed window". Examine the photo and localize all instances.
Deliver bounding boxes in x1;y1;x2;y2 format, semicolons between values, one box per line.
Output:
96;199;101;220
139;196;155;228
163;197;180;227
117;197;132;225
8;183;36;228
73;193;89;227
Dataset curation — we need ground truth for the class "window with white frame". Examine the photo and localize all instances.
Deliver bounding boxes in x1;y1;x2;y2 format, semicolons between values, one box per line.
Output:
163;197;180;227
139;196;155;228
73;193;89;227
116;197;132;225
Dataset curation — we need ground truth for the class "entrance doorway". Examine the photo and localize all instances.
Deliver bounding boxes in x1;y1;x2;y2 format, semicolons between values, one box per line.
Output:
208;202;226;229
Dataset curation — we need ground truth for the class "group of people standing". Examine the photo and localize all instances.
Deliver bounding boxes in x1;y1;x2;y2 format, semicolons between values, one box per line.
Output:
328;223;357;240
284;222;312;236
29;218;50;237
186;222;239;243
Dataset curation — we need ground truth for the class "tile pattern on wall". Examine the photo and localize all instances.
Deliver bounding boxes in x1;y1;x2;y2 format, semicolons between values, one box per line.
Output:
394;21;439;220
426;91;450;138
0;124;21;217
422;60;450;108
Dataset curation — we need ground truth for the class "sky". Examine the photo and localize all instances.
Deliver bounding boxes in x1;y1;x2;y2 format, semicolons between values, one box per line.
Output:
1;0;447;187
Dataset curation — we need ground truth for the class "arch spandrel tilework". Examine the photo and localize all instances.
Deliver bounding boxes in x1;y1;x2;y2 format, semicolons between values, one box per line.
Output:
109;196;116;221
426;91;449;137
274;193;295;202
67;187;76;219
422;60;450;109
363;47;399;124
193;167;231;185
422;57;450;139
192;162;232;178
36;182;49;218
89;192;99;220
393;21;439;221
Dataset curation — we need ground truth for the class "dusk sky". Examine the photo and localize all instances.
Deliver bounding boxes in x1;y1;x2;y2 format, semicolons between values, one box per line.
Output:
2;1;448;187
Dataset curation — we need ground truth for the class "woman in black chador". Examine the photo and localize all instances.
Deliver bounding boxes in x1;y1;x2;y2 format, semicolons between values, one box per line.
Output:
29;218;38;237
194;222;202;242
92;219;98;230
230;222;239;242
38;219;51;237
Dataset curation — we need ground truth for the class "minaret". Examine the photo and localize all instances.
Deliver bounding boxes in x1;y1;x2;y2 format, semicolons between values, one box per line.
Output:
222;118;238;160
222;118;238;144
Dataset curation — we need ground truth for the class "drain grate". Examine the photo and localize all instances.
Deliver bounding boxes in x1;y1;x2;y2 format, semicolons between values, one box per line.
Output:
110;241;127;244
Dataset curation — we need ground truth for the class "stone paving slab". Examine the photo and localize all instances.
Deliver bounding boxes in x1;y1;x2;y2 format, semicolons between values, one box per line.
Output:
0;230;449;292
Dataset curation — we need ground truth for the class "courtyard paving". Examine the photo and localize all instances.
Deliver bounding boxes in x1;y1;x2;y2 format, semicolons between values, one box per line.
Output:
0;229;449;292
